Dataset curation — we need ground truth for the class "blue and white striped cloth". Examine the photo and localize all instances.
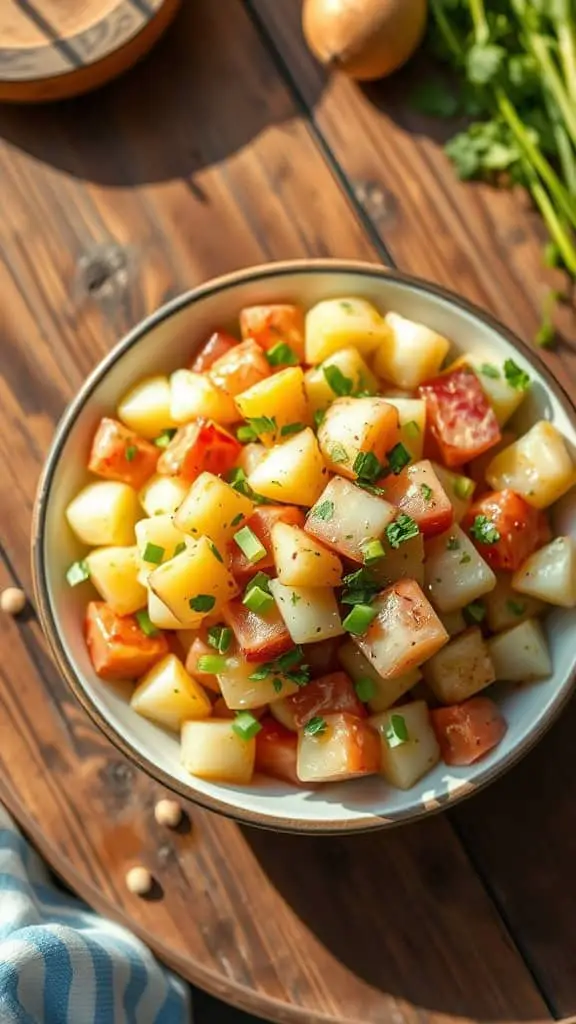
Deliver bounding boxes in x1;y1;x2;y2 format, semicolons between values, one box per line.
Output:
0;805;191;1023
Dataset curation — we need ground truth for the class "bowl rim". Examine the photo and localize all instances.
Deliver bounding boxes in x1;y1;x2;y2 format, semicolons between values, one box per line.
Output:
32;257;576;834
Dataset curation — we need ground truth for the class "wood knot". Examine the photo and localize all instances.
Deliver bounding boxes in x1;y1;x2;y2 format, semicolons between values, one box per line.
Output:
77;245;133;301
100;760;135;794
353;180;398;228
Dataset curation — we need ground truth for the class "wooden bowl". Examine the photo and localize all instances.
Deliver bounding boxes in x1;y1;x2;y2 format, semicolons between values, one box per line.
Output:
32;259;576;834
0;0;181;103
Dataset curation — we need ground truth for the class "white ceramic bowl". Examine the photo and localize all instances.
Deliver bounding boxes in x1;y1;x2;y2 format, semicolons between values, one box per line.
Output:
33;259;576;833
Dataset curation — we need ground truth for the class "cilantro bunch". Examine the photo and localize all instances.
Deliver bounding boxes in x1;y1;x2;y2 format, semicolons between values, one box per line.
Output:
414;0;576;345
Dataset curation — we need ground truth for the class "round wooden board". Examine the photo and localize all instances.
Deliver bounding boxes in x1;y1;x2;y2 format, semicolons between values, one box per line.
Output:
0;0;181;102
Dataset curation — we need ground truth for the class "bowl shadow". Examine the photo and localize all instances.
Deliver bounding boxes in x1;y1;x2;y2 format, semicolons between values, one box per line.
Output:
0;0;324;188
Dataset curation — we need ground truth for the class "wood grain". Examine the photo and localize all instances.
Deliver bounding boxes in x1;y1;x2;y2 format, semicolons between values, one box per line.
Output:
0;0;181;102
0;0;569;1020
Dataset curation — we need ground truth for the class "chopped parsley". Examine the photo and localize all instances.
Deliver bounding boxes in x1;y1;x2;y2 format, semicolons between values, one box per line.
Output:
353;450;382;483
385;514;419;549
272;677;284;694
479;363;500;379
323;364;353;397
237;424;257;443
173;541;186;557
207;625;233;654
385;714;409;748
357;481;387;496
291;591;301;605
231;512;245;527
189;594;216;612
304;716;327;737
339;300;354;313
209;542;223;563
125;444;137;461
504;358;531;392
404;420;421;439
153;428;176;449
328;442;348;464
246;415;277;437
469;515;501;545
309;499;334;522
226;468;268;505
66;560;90;587
464;601;486;625
314;409;326;430
249;646;310;688
446;536;460;551
459;552;472;565
341;567;381;606
266;342;299;367
280;422;305;437
506;599;526;616
386;442;411;475
420;483;433;501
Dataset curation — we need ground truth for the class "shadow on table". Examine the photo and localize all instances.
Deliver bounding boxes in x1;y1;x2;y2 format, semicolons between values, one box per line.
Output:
240;703;576;1022
0;0;324;188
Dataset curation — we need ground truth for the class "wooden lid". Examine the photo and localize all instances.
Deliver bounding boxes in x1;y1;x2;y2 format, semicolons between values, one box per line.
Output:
0;0;181;102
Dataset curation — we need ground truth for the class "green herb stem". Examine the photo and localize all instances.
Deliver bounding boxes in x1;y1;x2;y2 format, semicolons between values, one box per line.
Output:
557;21;576;104
468;0;490;46
528;33;576;152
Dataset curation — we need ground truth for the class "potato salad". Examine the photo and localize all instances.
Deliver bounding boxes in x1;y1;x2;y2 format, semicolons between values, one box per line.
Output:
65;298;576;791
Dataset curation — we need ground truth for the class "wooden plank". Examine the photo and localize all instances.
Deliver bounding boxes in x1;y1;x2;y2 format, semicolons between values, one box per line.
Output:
246;0;576;392
0;0;552;1020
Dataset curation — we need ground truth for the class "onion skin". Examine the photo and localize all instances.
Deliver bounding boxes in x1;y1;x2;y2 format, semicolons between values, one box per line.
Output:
302;0;428;82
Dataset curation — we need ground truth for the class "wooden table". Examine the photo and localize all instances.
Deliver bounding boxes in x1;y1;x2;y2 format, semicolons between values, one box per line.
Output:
1;3;576;1023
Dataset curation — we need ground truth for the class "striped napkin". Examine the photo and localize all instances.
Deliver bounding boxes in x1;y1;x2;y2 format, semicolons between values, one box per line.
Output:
0;804;191;1023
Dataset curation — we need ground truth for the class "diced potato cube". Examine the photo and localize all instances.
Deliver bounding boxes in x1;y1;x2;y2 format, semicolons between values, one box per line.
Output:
170;370;239;426
304;348;378;414
337;640;419;712
148;590;185;630
131;653;212;731
239;304;305;361
373;312;450;389
271;522;342;587
149;537;239;623
86;546;147;616
135;514;192;571
85;602;169;681
317;396;400;478
370;532;426;588
423;627;495;704
487;619;552;681
486;421;576;509
235;367;310;445
485;573;546;632
181;719;255;784
354;579;448;678
297;713;381;783
383;398;426;461
270;579;344;643
512;536;576;608
138;473;189;517
66;481;140;547
174;472;253;548
370;701;441;789
430;463;476;523
247;429;328;506
305;298;389;364
217;656;299;709
449;353;527;426
305;476;396;562
424;526;496;613
117;375;175;439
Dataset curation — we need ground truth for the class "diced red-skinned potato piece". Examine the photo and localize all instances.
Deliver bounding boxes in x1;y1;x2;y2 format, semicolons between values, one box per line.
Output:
240;304;305;361
305;476;396;562
419;368;501;468
88;418;159;490
275;671;366;729
209;338;271;396
157;420;240;483
431;697;507;766
255;717;301;786
85;602;169;681
297;713;380;783
228;504;305;582
184;637;223;694
354;579;448;679
380;460;454;538
191;330;237;372
461;489;550;572
222;598;293;662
